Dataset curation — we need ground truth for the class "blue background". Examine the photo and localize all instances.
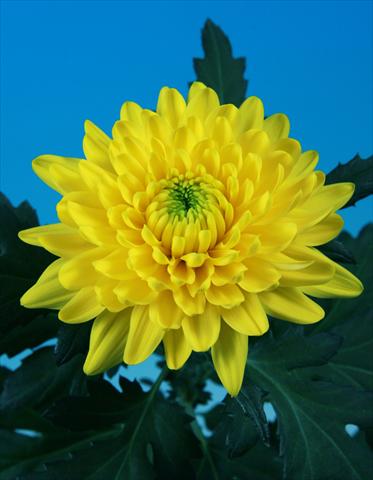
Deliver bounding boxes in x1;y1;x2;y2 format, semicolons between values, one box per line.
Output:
0;0;372;409
1;0;372;232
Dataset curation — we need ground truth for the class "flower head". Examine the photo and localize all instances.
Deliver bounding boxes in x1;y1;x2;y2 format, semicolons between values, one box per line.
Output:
19;82;362;395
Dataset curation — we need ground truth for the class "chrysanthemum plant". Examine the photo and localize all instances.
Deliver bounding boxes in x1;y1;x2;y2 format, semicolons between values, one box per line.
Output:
1;19;372;480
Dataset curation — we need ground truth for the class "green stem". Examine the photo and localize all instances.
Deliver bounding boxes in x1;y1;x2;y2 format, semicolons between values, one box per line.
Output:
186;405;220;480
115;365;168;479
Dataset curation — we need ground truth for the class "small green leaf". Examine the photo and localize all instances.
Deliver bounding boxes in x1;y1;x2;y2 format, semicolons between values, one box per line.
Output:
193;19;247;106
325;154;373;208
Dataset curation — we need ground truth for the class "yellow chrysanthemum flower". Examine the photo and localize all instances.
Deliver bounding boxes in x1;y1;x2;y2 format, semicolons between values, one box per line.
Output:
19;82;362;395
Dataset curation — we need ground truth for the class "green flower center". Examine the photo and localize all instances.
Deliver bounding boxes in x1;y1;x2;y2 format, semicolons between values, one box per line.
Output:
167;179;207;217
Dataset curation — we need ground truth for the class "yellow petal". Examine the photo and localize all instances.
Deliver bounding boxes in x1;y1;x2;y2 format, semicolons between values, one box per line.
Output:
211;262;246;286
252;222;297;254
222;293;269;335
259;287;325;324
123;306;164;364
163;329;192;369
67;201;108;228
186;85;220;121
237;97;264;133
182;303;221;351
79;225;118;247
211;322;248;396
295;213;344;246
279;253;335;287
157;87;186;128
59;287;104;323
205;284;244;308
32;155;82;194
93;248;133;280
240;258;281;293
187;81;207;101
95;279;127;312
149;290;184;328
239;130;270;156
303;182;355;213
18;224;88;257
120;100;144;124
263;113;290;141
237;96;264;133
79;161;122;209
83;308;131;375
59;247;109;290
114;278;158;305
83;120;113;171
173;287;206;316
20;259;73;309
303;263;363;298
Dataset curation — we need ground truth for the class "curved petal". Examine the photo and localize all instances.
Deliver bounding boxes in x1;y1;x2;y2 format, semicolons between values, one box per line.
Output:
205;284;244;308
303;182;355;213
186;85;220;121
263;113;290;141
239;258;281;293
59;247;109;290
163;328;192;370
157;87;186;128
173;287;206;316
19;224;89;257
237;96;264;133
259;287;325;324
59;287;104;323
295;213;344;246
32;155;82;194
20;259;73;309
279;255;335;287
182;303;221;351
222;293;269;335
84;308;131;375
123;306;164;364
149;290;184;329
83;120;113;172
211;322;248;396
303;263;363;298
114;278;158;305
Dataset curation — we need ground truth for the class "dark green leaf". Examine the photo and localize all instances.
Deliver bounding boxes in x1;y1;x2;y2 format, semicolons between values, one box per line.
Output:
313;224;372;332
0;411;121;480
307;308;373;391
247;332;373;480
0;314;58;357
54;323;92;366
8;376;199;480
325;154;373;208
318;238;356;264
0;193;57;352
166;353;214;408
209;393;261;459
233;383;269;448
197;436;282;480
0;348;85;412
193;19;247;106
